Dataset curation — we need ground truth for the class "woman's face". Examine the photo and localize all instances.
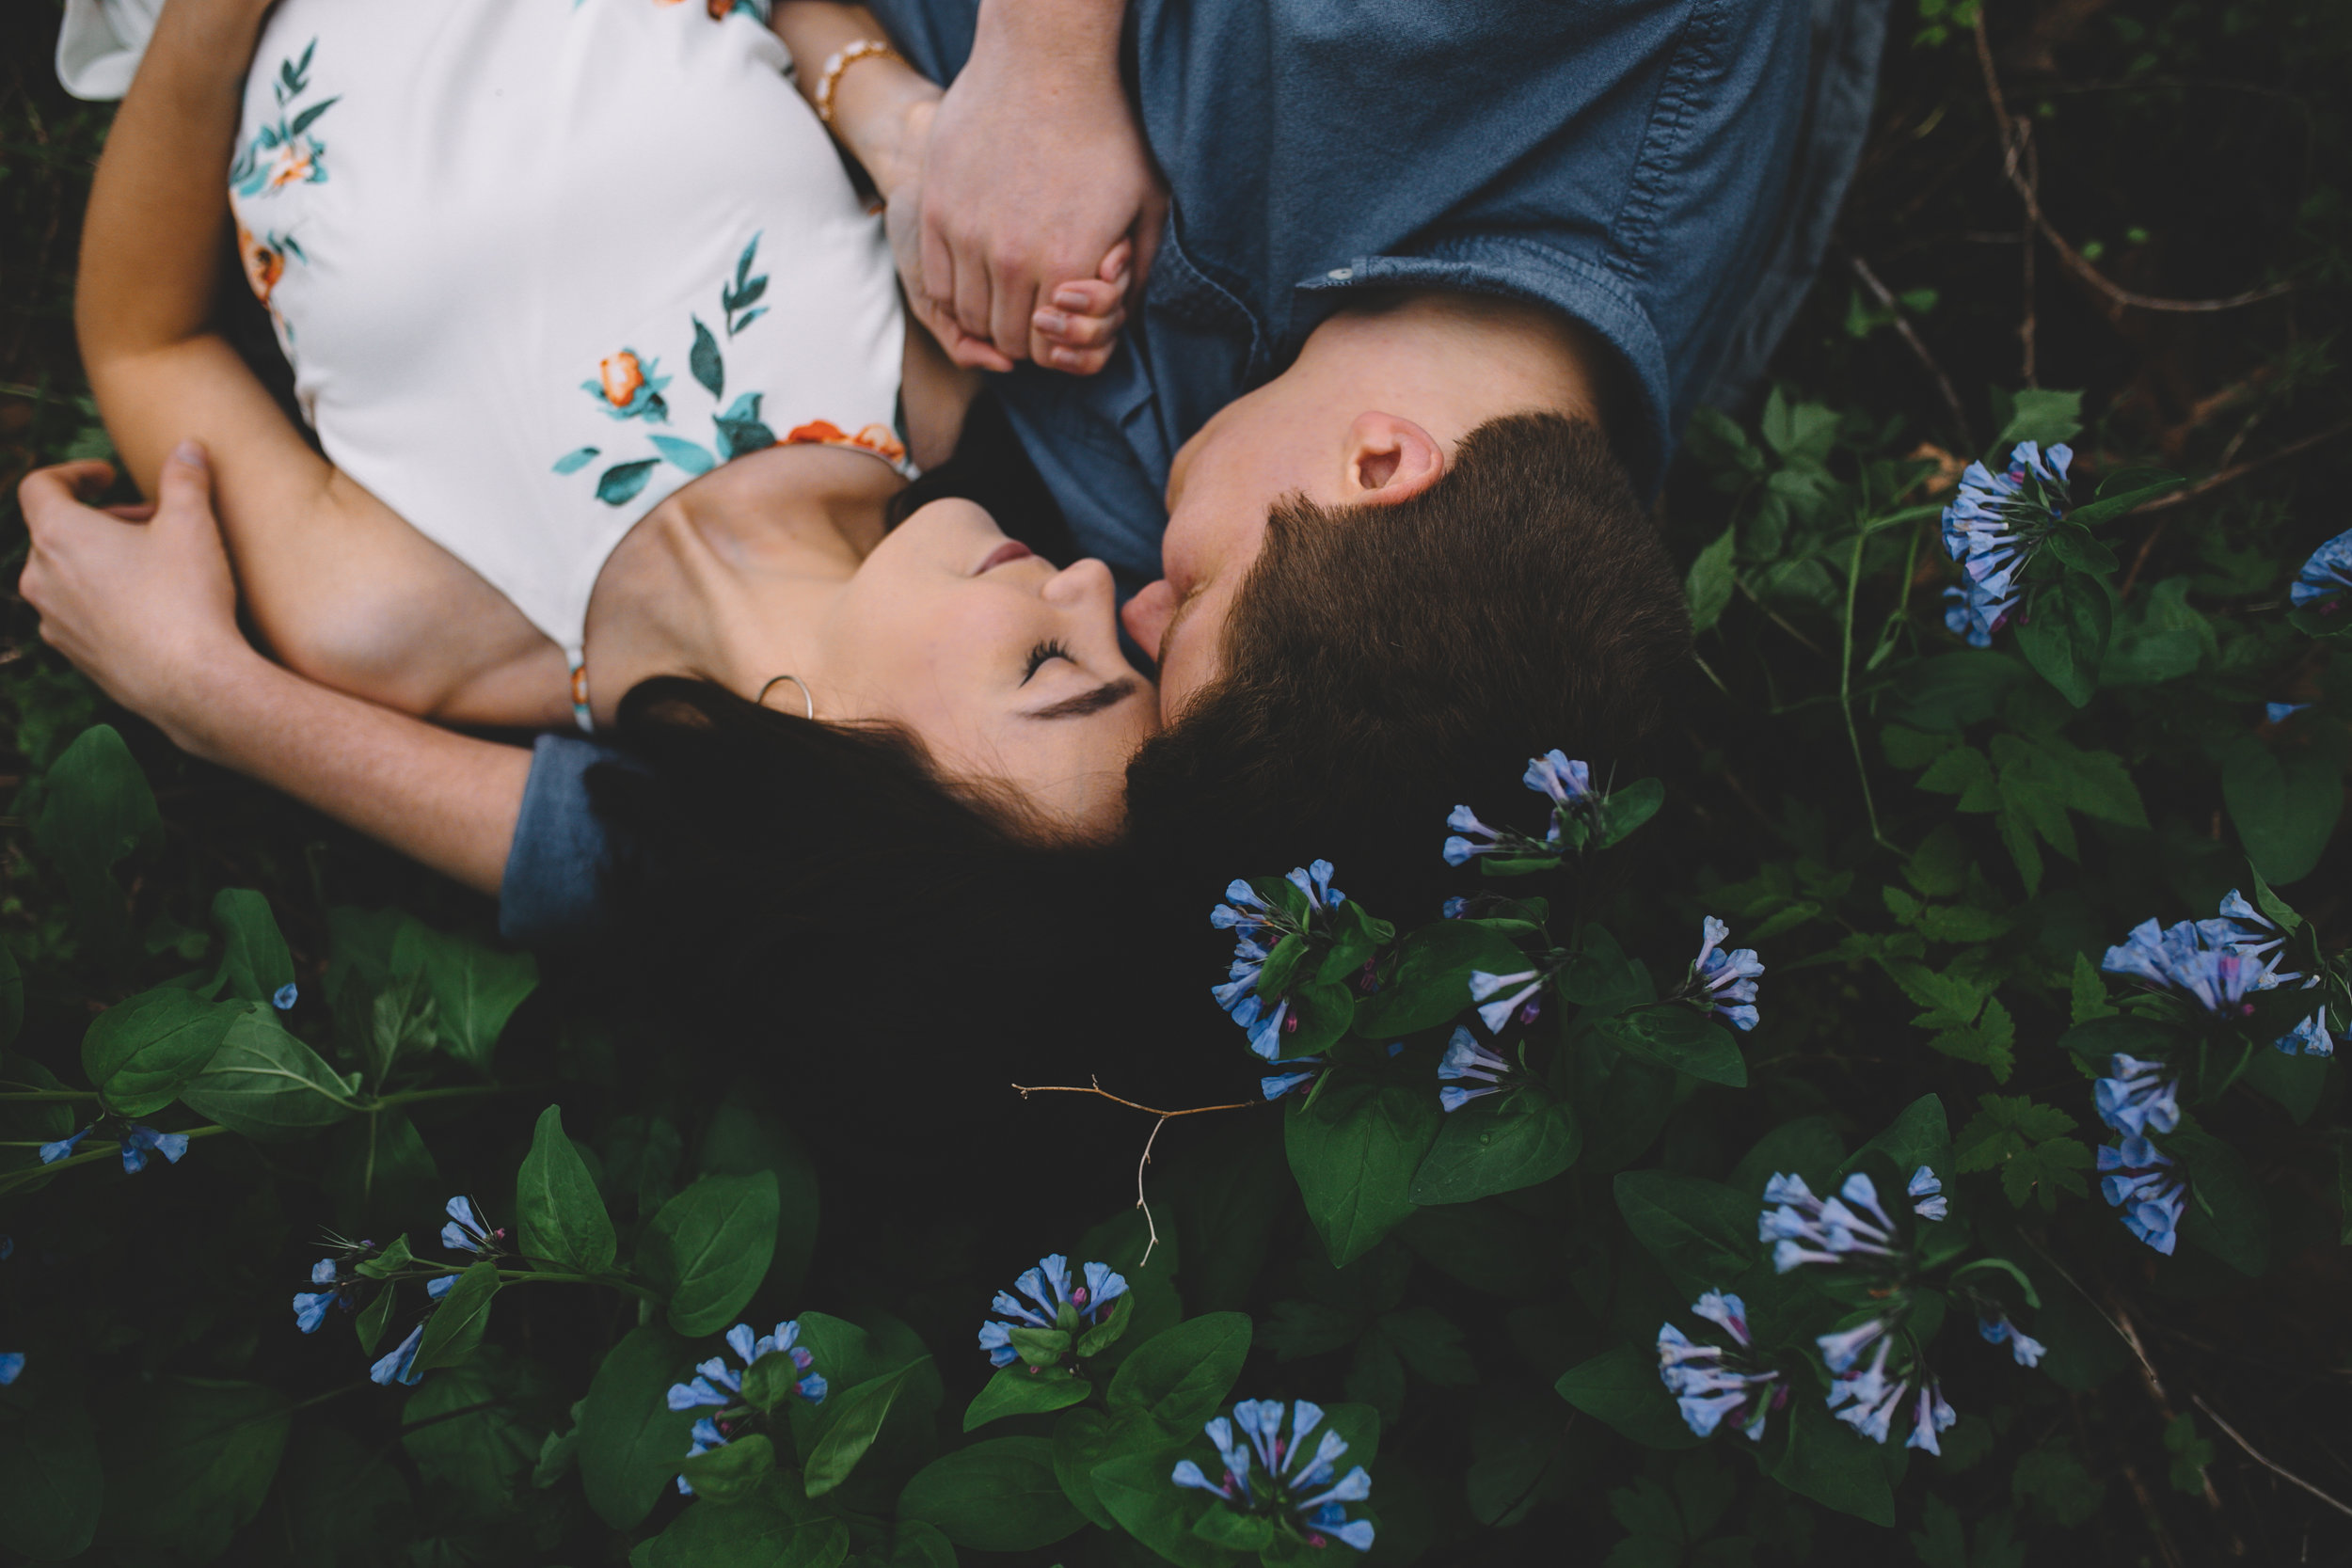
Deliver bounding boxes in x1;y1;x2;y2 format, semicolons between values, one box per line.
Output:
811;499;1159;836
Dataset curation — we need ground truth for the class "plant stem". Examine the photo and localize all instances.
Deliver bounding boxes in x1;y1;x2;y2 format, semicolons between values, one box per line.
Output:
373;1084;531;1110
0;1089;102;1101
0;1125;231;1192
1840;522;1893;851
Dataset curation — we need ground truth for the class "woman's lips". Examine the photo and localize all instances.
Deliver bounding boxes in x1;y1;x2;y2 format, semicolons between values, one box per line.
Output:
975;539;1035;575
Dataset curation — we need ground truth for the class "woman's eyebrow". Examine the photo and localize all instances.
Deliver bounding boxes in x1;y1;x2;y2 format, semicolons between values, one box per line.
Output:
1027;677;1143;721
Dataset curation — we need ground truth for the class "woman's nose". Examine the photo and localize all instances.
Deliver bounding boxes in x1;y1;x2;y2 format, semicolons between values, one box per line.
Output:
1041;556;1115;606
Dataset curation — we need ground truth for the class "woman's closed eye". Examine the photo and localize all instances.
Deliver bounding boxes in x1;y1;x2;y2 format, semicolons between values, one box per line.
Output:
1023;639;1073;683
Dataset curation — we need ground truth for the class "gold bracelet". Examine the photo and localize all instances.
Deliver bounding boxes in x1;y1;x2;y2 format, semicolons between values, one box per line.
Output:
815;39;903;129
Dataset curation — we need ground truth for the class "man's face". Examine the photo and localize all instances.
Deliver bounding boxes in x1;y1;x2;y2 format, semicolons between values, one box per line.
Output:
1120;384;1336;720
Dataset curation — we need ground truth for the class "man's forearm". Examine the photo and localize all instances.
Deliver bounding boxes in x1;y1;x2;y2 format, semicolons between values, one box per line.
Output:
75;0;270;371
168;656;532;898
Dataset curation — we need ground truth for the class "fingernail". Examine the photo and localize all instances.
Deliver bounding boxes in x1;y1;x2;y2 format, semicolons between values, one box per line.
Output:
1033;309;1069;335
1052;287;1089;310
172;440;205;469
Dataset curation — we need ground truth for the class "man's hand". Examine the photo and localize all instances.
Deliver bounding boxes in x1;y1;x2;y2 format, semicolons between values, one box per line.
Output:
911;6;1166;373
18;445;253;756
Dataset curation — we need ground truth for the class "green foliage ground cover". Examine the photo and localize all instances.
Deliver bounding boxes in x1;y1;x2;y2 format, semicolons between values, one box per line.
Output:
2;1;2349;1563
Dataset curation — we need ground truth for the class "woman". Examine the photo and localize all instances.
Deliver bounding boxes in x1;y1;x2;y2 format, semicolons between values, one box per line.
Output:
64;0;1153;898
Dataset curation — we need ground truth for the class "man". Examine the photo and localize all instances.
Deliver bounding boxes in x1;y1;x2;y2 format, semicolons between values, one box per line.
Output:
23;0;1885;933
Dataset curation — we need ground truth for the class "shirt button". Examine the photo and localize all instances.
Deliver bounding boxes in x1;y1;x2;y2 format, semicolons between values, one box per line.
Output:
1327;266;1353;280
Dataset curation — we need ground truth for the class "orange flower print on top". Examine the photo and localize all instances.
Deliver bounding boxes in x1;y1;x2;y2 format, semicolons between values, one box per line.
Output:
582;349;671;422
237;226;284;303
785;420;908;467
601;353;645;408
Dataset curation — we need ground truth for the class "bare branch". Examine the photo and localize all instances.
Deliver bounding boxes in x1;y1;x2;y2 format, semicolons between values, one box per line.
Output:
2193;1396;2352;1522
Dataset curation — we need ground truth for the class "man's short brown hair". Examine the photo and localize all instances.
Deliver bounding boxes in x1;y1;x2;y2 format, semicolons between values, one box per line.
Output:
1123;411;1690;910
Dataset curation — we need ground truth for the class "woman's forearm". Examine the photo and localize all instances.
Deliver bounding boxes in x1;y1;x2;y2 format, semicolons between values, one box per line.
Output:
169;654;532;898
771;3;941;198
75;0;272;370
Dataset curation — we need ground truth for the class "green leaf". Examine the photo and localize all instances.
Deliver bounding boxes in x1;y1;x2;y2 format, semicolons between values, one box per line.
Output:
1089;1449;1238;1568
804;1366;914;1496
1613;1171;1757;1296
1554;1346;1702;1450
963;1365;1093;1432
640;1172;781;1336
898;1436;1085;1554
390;919;537;1069
2069;953;2118;1024
636;1474;849;1568
1075;1291;1136;1357
597;458;660;505
696;1090;820;1302
517;1104;618;1274
0;1370;103;1560
1768;1398;1894;1527
1106;1312;1252;1434
1686;525;1738;635
98;1377;291;1560
32;724;162;955
1988;387;2083;451
578;1323;701;1529
355;1280;395;1354
690;317;723;399
1956;1094;2090;1211
2013;574;2112;708
1924;994;2017;1083
179;1006;361;1139
2171;1130;2270;1275
208;888;295;1006
413;1260;500;1373
1596;777;1668;847
1597;1007;1748;1087
2064;475;2185;528
679;1433;777;1505
2219;736;2343;885
1407;1088;1581;1204
2012;1438;2104;1527
366;971;437;1086
80;986;240;1116
1285;1082;1441;1266
1353;922;1531;1037
356;1233;414;1279
1915;745;2001;811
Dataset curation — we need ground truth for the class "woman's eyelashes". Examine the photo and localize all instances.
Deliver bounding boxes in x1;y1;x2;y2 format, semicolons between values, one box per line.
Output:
1022;639;1073;683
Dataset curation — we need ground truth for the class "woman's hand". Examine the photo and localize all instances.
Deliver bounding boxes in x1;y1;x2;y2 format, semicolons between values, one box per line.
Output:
17;445;256;758
907;1;1165;373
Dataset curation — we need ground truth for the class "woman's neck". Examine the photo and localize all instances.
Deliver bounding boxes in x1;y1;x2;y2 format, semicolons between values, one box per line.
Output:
581;442;900;719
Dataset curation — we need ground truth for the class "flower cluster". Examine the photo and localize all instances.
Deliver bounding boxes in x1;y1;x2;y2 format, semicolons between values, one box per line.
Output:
293;1255;354;1334
40;1121;189;1174
440;1196;504;1254
977;1254;1128;1370
2098;1135;2186;1255
1170;1399;1375;1552
2092;1053;2179;1139
2099;891;2296;1019
1818;1315;1956;1453
1467;966;1546;1034
1677;917;1765;1031
667;1320;827;1494
1435;1026;1518;1112
1940;441;2072;647
1210;861;1343;1074
1976;1310;2048;1369
1757;1169;1938;1275
1657;1291;1785;1442
1441;751;1592;866
2290;526;2352;616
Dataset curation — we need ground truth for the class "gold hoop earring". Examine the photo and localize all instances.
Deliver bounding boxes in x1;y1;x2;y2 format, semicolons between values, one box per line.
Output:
757;673;815;719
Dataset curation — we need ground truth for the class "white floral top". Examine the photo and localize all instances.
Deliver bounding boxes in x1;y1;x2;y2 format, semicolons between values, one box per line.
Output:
228;0;909;717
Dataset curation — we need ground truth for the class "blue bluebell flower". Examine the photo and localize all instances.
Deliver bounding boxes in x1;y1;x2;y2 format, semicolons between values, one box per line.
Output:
0;1353;24;1386
272;983;299;1010
1938;442;2072;646
1436;1026;1515;1112
1978;1312;2047;1369
667;1319;826;1413
1288;860;1344;911
1906;1165;1948;1221
1658;1291;1784;1441
1467;969;1543;1035
2265;702;2312;724
1825;1336;1909;1444
2092;1053;2180;1138
1688;917;1764;1030
1904;1382;1958;1455
1261;1065;1321;1100
1210;879;1269;933
2276;1006;2335;1057
370;1323;424;1386
2104;893;2300;1017
1761;1172;1906;1273
293;1257;344;1334
1523;751;1594;807
2290;527;2352;616
426;1275;455;1299
38;1128;90;1164
119;1125;190;1174
1440;896;1470;919
439;1196;497;1253
2099;1136;2186;1255
1170;1398;1375;1552
976;1255;1129;1369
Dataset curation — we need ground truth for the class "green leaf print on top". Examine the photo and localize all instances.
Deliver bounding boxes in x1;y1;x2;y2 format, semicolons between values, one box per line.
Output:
230;40;339;199
561;236;780;508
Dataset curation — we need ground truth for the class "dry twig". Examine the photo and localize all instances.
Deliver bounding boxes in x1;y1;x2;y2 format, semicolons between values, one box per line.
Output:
1011;1079;1258;1262
2193;1396;2352;1523
1847;253;1976;451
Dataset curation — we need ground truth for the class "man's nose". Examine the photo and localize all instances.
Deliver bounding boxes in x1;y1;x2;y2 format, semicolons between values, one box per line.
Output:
1120;579;1177;660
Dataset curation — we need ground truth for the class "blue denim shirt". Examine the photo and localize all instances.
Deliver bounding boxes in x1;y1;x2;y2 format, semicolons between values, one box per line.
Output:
868;0;1815;583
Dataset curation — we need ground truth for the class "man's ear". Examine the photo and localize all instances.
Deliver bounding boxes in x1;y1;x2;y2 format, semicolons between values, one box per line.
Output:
1341;412;1445;506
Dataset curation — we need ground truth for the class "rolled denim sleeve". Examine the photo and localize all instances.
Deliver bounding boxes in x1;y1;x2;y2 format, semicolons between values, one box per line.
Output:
498;735;639;950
